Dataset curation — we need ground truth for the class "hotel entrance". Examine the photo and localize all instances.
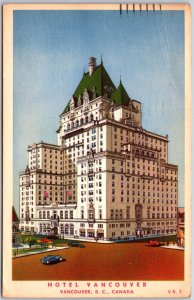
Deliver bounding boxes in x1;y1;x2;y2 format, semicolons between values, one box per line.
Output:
87;230;95;238
97;230;104;239
80;229;86;237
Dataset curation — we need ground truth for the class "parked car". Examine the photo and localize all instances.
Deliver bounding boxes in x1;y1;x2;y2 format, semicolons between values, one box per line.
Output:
145;240;163;247
68;242;85;248
40;255;64;265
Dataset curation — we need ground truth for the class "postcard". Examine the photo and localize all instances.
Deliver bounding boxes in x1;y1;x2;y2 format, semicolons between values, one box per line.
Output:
3;3;191;298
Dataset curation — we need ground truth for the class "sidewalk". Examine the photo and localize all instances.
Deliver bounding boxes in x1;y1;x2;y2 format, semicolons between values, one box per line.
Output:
12;246;69;259
66;237;113;243
161;245;184;251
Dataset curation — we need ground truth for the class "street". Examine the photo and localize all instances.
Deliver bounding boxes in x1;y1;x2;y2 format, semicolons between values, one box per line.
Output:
12;242;184;281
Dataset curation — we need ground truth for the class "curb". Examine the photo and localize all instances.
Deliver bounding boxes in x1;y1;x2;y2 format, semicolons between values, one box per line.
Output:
161;246;184;251
12;246;69;259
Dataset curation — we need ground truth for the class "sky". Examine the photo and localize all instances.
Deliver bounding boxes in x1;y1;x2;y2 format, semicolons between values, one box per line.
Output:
13;9;185;213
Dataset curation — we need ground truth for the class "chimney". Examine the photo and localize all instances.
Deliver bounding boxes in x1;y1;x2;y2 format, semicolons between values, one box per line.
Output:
88;57;96;75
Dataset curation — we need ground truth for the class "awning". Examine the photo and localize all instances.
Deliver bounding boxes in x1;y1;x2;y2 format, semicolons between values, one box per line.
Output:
87;229;95;233
79;229;85;232
97;230;104;233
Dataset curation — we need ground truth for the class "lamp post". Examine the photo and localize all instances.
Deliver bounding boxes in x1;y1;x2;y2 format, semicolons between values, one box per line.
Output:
162;225;166;244
51;202;59;237
135;203;143;238
16;235;19;255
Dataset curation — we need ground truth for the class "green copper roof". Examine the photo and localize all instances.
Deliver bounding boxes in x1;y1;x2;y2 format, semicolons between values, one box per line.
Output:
63;62;132;114
63;63;116;113
112;81;131;106
74;63;116;99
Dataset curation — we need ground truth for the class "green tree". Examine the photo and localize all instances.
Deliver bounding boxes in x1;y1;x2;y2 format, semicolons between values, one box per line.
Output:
24;237;37;248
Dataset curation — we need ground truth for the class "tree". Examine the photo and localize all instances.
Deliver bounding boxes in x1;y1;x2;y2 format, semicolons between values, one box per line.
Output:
24;237;37;248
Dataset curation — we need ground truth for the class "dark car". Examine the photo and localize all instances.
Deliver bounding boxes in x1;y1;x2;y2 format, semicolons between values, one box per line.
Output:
40;255;64;265
145;240;163;247
68;242;85;248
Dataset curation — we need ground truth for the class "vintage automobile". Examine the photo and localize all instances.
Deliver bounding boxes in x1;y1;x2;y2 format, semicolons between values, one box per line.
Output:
68;242;85;248
145;240;163;247
40;255;64;265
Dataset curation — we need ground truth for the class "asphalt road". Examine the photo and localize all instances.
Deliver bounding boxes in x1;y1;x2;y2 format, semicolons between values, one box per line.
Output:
12;242;184;281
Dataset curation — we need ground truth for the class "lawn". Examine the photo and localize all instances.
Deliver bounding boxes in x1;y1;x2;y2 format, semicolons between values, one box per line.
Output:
12;245;48;256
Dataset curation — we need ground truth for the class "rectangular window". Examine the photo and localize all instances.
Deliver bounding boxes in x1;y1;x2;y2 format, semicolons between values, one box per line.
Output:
70;211;73;219
65;211;68;219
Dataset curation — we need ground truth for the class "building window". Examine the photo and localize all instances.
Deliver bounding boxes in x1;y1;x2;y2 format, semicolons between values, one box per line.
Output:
65;211;68;219
70;211;73;219
70;224;74;235
65;224;69;234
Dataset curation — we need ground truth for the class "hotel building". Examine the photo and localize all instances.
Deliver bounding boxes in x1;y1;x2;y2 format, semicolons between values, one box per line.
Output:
19;57;178;240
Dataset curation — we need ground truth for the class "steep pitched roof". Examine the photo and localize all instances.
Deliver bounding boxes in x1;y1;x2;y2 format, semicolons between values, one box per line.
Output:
63;63;116;113
74;63;116;99
12;206;19;223
112;81;131;106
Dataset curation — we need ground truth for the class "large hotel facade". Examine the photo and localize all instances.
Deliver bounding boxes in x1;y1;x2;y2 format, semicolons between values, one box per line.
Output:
19;57;178;240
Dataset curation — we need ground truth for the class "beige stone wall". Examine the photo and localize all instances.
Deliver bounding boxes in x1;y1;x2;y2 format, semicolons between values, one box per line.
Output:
19;98;178;239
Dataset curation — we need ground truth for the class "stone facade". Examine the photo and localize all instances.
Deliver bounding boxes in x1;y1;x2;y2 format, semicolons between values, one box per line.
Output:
19;57;178;241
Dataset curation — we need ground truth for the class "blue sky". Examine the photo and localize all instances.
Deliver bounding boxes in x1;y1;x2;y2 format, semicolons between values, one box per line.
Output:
13;9;184;212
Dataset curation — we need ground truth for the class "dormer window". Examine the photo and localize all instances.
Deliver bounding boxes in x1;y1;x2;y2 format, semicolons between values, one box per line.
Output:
111;106;114;119
83;89;89;111
78;94;82;106
83;89;89;105
70;96;75;112
92;85;97;98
